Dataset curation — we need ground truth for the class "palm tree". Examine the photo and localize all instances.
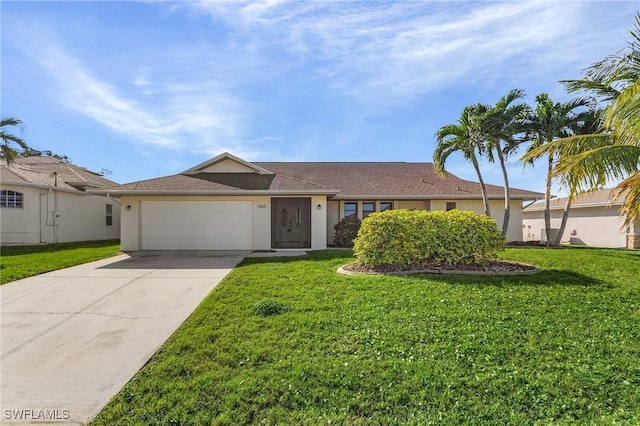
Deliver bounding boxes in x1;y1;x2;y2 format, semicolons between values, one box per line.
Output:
434;104;492;216
521;94;591;246
535;13;640;229
541;108;604;246
1;117;29;165
485;89;530;236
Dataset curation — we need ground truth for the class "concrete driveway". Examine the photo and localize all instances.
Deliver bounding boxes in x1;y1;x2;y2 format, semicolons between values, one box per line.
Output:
1;250;248;425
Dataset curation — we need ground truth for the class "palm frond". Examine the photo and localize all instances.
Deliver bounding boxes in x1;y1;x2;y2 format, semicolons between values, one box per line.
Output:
1;118;23;127
612;171;640;226
554;144;640;191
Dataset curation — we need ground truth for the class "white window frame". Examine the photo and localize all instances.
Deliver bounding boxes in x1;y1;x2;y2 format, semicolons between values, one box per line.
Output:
1;190;24;208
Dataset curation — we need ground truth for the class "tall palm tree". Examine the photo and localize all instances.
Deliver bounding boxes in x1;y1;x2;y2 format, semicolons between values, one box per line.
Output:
1;117;29;165
521;94;591;246
535;13;640;229
434;104;492;216
485;89;530;236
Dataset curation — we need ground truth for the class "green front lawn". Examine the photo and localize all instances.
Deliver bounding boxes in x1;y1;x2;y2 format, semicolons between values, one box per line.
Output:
0;240;121;284
93;248;640;425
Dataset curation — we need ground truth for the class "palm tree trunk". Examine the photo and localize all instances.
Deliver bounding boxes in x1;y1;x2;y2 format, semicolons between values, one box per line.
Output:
544;155;553;246
471;152;491;216
497;146;510;237
553;196;573;246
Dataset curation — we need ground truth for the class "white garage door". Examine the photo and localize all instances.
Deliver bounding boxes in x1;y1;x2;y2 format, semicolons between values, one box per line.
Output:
141;201;253;250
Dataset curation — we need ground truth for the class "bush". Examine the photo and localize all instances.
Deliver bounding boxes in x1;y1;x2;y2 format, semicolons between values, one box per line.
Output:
353;209;505;269
333;217;362;247
252;299;290;316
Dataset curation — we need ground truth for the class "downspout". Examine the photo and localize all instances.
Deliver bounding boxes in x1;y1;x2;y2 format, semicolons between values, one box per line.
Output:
39;191;43;243
53;172;59;244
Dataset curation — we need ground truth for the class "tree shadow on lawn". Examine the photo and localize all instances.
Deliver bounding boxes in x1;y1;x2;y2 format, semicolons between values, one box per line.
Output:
410;269;608;288
241;249;353;266
554;245;640;260
244;251;609;289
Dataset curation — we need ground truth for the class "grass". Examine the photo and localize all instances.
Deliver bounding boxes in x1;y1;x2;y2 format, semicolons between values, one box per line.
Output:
93;247;640;425
0;240;121;284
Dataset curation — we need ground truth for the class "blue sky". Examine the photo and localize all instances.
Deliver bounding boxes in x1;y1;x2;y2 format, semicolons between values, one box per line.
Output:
2;1;638;195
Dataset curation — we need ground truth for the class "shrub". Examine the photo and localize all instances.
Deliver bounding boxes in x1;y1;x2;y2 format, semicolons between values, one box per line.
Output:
353;209;505;269
333;217;362;247
252;299;290;316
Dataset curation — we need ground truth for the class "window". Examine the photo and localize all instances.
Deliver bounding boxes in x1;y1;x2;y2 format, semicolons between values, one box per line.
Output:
446;202;456;211
363;202;375;218
106;204;113;226
1;190;23;208
344;202;357;219
380;201;393;212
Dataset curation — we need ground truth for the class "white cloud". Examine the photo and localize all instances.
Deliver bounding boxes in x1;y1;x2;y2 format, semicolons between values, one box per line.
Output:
182;1;635;106
10;23;254;158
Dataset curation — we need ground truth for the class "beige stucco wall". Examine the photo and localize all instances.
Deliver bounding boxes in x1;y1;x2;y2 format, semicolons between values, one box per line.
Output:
324;198;525;245
396;200;431;210
523;206;627;248
326;200;340;245
1;185;120;245
431;199;523;243
119;195;327;251
310;195;327;250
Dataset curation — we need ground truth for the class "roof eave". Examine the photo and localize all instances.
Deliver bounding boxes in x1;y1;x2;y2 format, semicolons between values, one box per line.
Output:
90;189;340;197
525;201;624;212
331;194;541;201
1;181;97;195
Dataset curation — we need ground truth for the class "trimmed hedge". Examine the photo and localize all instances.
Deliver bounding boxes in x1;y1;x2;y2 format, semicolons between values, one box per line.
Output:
353;209;505;269
333;217;362;247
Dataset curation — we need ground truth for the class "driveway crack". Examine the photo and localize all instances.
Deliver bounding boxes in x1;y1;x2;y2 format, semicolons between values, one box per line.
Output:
2;270;159;359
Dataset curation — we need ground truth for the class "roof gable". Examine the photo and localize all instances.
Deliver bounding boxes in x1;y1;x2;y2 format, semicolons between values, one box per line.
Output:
182;152;274;175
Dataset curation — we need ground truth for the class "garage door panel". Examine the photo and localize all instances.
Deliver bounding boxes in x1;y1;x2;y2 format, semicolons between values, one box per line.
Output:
141;201;253;250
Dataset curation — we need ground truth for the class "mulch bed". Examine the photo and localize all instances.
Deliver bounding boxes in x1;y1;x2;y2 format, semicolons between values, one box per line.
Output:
343;260;537;274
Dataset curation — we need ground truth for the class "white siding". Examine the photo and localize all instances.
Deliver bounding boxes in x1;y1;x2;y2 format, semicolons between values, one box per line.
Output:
523;206;627;248
1;185;120;245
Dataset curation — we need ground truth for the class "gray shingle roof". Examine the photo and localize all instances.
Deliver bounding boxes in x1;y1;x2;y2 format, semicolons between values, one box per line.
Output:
254;162;541;199
98;172;338;193
97;157;541;200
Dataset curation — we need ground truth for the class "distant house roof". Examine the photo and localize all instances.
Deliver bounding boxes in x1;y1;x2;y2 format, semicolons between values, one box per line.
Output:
0;157;118;192
96;152;541;200
524;188;623;212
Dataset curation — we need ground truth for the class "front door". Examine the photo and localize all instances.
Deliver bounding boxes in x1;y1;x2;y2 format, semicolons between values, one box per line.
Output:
271;198;311;249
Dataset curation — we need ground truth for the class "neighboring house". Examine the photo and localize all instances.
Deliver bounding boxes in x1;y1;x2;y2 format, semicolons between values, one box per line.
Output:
0;157;121;245
95;152;541;252
522;188;640;249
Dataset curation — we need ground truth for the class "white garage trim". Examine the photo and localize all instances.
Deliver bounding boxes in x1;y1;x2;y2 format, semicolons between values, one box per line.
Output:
141;201;253;250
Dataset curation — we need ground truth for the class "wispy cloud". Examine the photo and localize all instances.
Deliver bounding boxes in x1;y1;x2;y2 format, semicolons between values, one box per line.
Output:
184;1;631;106
7;21;256;158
